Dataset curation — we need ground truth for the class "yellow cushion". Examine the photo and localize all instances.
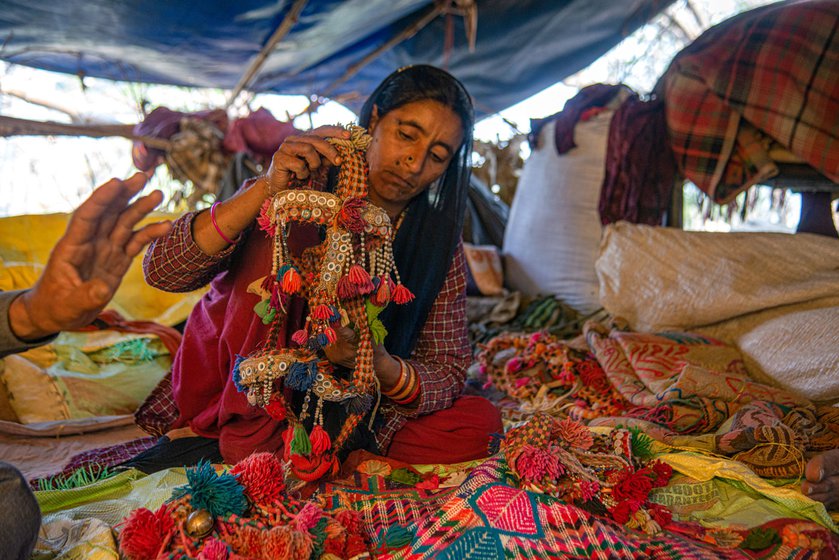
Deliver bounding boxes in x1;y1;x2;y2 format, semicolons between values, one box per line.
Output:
0;211;205;326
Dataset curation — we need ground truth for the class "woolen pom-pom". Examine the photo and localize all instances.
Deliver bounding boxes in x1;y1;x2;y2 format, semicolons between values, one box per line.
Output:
172;461;248;518
553;417;594;451
119;505;174;560
295;501;324;532
198;538;230;560
230;452;286;506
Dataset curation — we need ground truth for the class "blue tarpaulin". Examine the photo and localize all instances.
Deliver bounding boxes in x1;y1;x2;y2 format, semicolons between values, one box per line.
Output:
0;0;673;115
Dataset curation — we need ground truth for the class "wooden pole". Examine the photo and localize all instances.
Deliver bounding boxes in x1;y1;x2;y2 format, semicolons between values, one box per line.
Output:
225;0;310;109
0;115;171;150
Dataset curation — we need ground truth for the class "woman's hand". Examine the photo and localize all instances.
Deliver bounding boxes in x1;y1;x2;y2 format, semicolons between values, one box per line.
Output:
192;125;350;255
263;125;348;196
321;326;402;390
321;325;358;369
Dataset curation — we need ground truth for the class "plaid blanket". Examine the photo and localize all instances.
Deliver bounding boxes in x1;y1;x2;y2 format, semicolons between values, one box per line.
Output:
660;0;839;203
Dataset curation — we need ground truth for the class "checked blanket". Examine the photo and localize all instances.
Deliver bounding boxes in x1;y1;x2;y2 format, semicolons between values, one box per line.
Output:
660;0;839;203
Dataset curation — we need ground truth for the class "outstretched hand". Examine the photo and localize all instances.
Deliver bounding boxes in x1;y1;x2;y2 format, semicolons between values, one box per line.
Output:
9;173;172;340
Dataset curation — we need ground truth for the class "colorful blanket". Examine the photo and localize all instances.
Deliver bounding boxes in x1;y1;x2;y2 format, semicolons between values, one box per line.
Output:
660;0;839;203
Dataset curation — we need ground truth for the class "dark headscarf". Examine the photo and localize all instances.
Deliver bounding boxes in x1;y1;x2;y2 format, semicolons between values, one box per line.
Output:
358;65;474;358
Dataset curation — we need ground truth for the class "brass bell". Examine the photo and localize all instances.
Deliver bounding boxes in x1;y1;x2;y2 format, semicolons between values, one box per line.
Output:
185;509;214;539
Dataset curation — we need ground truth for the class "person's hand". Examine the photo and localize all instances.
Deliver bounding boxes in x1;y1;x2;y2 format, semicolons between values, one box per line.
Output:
321;325;358;369
802;449;839;510
9;173;172;340
263;125;348;196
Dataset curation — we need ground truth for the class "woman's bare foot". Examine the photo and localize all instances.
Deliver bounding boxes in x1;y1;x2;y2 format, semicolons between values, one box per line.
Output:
802;449;839;509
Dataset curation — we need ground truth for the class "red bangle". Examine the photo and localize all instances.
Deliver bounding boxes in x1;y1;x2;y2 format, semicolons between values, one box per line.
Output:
210;201;236;245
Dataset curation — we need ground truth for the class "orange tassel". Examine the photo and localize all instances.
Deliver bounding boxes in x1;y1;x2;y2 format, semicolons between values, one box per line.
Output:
281;267;302;294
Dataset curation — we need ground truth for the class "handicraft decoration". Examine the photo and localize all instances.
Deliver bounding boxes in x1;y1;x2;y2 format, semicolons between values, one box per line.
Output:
501;412;675;534
233;125;414;482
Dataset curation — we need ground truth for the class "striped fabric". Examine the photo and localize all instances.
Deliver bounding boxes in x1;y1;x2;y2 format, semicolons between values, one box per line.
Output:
661;0;838;203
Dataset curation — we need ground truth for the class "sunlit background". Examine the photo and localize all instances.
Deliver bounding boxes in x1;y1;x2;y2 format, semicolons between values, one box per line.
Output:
2;0;827;233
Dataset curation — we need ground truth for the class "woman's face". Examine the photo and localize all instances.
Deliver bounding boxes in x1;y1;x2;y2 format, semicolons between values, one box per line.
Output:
365;99;464;218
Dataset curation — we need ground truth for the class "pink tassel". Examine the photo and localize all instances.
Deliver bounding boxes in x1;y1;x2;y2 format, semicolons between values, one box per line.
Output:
337;275;359;299
348;264;375;294
311;304;332;320
392;283;415;304
291;329;309;346
260;273;274;293
269;284;281;311
281;267;302;294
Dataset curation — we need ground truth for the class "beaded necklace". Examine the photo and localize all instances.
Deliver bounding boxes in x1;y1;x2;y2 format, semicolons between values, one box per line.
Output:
233;125;415;482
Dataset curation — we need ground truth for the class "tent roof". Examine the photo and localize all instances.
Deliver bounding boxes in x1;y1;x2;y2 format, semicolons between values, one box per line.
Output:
0;0;673;116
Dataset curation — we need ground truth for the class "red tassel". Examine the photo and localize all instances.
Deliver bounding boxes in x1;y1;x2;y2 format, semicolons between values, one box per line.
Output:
370;277;391;307
312;304;332;320
309;424;332;456
348;264;375;294
291;329;309;346
265;398;287;421
323;326;338;345
392;283;415;304
230;452;286;506
337;275;359;299
281;267;302;294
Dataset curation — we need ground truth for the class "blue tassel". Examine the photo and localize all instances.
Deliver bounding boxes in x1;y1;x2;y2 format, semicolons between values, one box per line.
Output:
286;360;317;391
171;460;247;518
316;332;329;347
329;305;341;323
231;354;246;392
276;263;292;282
345;394;373;415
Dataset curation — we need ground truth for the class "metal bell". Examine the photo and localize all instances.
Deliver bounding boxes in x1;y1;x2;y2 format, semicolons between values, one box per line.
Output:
185;508;214;539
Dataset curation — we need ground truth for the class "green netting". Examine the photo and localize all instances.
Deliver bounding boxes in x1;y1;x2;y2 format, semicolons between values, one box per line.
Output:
36;467;187;526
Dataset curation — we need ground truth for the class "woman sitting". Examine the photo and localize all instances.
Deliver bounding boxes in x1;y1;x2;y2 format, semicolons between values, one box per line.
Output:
131;65;501;472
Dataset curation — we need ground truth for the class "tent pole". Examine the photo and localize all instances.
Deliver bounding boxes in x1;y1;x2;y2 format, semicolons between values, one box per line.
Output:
0;115;171;150
225;0;310;109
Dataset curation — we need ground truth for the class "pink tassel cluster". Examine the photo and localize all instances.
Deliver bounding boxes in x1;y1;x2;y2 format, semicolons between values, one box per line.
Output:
348;264;375;294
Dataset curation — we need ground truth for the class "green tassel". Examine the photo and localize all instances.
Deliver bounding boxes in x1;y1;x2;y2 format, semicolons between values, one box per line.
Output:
384;524;415;548
628;425;655;460
369;318;388;345
290;423;312;456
